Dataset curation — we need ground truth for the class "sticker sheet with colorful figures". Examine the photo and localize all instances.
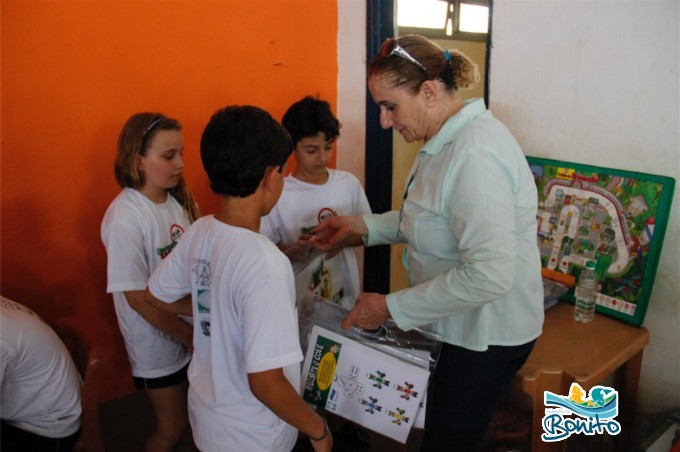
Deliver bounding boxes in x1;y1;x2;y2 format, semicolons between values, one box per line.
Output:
301;325;430;443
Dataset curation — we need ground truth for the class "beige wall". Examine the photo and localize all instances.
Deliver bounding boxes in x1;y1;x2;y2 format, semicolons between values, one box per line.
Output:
389;38;488;292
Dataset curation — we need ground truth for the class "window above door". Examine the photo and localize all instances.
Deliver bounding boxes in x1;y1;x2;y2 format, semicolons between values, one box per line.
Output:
396;0;488;42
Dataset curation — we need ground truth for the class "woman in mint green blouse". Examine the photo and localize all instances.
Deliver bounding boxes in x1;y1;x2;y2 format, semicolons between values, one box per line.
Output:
313;34;544;451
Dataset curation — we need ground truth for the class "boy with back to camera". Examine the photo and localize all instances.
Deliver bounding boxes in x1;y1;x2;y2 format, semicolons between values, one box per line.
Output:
144;105;332;452
261;96;371;308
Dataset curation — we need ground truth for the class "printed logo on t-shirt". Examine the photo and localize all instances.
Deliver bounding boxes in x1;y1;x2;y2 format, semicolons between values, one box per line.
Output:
308;259;344;304
156;224;186;259
157;242;177;259
0;298;41;319
300;207;338;235
317;207;337;224
192;259;211;294
200;320;210;337
170;224;185;243
192;259;212;337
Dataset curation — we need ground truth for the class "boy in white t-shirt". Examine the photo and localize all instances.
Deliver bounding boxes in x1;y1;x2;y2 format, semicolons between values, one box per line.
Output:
261;96;371;308
145;106;332;452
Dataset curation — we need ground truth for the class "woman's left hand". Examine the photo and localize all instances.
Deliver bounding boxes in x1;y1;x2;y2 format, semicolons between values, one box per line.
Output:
341;293;390;330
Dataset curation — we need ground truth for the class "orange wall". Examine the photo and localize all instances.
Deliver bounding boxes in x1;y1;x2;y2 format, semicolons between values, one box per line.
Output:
1;0;338;401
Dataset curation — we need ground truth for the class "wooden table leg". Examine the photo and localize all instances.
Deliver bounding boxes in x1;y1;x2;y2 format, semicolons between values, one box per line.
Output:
529;373;567;452
614;349;644;452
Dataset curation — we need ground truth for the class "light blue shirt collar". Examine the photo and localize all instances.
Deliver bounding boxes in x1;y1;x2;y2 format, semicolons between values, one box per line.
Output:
421;98;487;156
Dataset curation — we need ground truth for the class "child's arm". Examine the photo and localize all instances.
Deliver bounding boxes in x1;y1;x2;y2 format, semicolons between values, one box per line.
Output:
126;290;193;349
248;368;333;452
144;290;193;316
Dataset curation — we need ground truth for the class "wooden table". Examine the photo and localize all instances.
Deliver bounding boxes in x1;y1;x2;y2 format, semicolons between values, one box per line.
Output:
514;301;649;451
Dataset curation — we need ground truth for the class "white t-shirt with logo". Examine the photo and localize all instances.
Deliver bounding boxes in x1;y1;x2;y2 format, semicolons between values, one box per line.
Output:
101;188;191;378
148;216;303;452
261;169;371;307
0;297;82;438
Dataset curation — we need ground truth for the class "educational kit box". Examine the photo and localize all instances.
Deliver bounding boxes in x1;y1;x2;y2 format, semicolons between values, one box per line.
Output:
298;295;440;443
301;325;429;444
527;156;675;325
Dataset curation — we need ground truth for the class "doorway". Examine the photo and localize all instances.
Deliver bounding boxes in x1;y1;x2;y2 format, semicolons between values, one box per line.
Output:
363;0;492;292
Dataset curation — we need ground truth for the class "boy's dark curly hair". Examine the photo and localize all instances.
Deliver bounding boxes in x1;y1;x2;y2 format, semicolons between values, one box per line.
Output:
282;96;340;146
201;105;293;197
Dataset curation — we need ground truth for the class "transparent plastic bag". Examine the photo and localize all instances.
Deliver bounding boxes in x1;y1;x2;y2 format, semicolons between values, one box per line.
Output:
298;292;443;438
542;277;570;310
298;292;442;372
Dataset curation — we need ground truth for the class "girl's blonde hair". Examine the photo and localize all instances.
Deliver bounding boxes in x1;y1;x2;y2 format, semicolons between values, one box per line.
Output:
115;113;200;222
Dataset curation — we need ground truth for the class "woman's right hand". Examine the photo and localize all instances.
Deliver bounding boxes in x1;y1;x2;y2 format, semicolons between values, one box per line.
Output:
310;215;367;251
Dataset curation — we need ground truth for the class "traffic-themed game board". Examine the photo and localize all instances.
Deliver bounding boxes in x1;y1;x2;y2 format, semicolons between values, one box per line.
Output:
528;157;675;325
301;325;430;443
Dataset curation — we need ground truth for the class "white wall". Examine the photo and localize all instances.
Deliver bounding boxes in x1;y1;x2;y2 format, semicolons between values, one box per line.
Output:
490;0;680;440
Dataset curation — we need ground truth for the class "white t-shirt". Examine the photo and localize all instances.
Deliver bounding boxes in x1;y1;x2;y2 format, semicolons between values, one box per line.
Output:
0;297;82;438
101;188;191;378
148;216;303;452
261;169;371;307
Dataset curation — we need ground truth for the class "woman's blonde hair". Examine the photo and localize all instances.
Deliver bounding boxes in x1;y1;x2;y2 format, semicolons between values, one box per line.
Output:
115;113;200;222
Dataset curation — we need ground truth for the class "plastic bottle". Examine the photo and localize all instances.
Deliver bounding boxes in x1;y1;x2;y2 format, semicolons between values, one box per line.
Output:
574;261;598;323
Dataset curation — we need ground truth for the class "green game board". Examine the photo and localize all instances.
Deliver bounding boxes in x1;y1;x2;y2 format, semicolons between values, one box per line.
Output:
527;157;675;326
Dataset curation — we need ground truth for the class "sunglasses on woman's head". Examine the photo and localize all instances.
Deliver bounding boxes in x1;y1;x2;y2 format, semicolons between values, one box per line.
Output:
379;38;429;77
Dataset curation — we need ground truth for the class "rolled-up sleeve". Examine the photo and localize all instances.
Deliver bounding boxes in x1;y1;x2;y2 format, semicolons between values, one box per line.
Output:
362;210;405;246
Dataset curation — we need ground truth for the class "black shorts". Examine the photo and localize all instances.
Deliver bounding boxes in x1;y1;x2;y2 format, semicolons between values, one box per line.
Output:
133;362;189;390
1;421;80;452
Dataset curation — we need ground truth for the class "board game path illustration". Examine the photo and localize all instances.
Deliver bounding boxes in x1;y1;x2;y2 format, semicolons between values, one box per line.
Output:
528;157;674;325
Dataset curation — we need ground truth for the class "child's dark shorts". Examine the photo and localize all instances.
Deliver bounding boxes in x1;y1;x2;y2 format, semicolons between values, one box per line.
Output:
133;362;189;390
